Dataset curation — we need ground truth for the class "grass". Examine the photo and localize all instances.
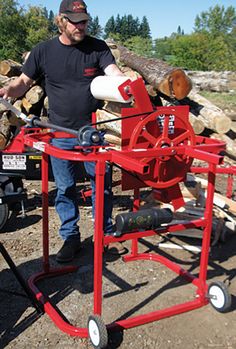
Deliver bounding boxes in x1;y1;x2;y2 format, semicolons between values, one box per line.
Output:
199;91;236;111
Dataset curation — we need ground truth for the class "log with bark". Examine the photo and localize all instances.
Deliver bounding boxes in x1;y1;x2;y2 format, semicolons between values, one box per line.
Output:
180;91;232;134
95;108;122;135
16;85;45;115
186;71;232;92
0;59;22;77
25;85;44;105
160;97;205;135
112;44;192;100
0;112;12;149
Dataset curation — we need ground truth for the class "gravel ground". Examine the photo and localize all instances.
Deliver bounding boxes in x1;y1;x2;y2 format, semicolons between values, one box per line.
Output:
0;168;236;349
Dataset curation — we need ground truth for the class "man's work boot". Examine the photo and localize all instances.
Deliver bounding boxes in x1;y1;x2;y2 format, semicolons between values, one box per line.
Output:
56;240;81;263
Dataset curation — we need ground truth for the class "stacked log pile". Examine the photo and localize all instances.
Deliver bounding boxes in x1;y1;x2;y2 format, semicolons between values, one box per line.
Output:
0;58;46;149
186;70;235;93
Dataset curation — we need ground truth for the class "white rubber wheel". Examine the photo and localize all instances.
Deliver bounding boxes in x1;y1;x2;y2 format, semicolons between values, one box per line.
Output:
88;315;108;349
208;281;232;313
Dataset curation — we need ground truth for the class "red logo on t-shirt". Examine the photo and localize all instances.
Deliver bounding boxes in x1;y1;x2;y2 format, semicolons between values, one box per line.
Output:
84;67;97;76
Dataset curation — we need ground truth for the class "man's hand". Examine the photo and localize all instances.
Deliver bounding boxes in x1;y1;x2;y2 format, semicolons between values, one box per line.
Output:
0;73;33;100
0;86;9;99
104;63;124;77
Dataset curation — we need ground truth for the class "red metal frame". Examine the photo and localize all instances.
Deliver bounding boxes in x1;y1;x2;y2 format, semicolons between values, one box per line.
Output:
21;78;233;339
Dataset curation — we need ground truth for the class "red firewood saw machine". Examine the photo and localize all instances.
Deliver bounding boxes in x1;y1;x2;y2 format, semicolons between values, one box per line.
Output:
0;76;235;349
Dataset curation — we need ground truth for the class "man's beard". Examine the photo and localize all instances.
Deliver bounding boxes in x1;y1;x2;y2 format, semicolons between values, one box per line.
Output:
65;28;86;44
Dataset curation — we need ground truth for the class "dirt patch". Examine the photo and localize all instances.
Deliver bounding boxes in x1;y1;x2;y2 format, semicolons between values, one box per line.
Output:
0;166;236;349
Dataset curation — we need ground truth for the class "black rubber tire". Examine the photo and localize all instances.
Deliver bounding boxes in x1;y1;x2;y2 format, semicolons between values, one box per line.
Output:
0;187;9;231
88;315;108;349
208;281;232;313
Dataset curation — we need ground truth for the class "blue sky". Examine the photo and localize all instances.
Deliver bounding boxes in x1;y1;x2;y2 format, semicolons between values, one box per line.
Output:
18;0;236;39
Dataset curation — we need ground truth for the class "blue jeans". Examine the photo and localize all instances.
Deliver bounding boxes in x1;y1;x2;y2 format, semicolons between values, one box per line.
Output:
50;137;113;242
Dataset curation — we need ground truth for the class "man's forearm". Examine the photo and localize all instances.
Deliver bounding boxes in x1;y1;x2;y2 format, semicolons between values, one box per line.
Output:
0;73;33;99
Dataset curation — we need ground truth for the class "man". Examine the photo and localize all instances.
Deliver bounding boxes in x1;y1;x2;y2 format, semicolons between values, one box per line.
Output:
0;0;126;262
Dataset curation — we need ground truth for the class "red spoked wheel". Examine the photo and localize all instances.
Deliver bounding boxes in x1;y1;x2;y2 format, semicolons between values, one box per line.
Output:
128;107;196;189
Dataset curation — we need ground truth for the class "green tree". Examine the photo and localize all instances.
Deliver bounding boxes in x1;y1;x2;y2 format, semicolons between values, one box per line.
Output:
119;15;129;40
159;5;236;71
177;25;184;35
193;5;236;70
139;16;151;38
88;16;103;38
194;5;236;36
23;6;51;50
104;15;116;39
168;31;236;71
104;14;151;43
0;0;27;60
48;10;58;37
115;14;122;35
153;37;173;61
126;14;139;38
169;33;211;70
124;36;153;57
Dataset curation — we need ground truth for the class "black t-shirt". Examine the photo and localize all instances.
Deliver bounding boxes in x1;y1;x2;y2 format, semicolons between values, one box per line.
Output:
22;36;115;129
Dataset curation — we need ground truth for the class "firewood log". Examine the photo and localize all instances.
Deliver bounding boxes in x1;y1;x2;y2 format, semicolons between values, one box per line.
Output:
44;96;49;110
115;44;192;100
25;85;44;105
22;97;32;113
186;70;231;92
0;74;9;86
95;109;121;135
104;130;121;146
181;91;232;134
188;113;205;135
187;173;236;215
0;112;12;149
230;122;236;133
120;66;142;80
0;59;22;77
9;100;25;126
160;97;205;135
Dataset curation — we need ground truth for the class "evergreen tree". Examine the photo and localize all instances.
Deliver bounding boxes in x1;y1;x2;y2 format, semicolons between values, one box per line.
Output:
127;14;139;38
177;25;184;36
104;14;151;43
115;14;122;35
139;16;151;38
48;10;58;37
120;15;129;40
104;15;116;38
88;16;103;38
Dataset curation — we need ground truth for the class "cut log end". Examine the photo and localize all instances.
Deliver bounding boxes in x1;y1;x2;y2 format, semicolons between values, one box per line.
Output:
157;69;192;100
214;115;232;135
171;70;192;100
158;69;192;100
0;133;8;150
